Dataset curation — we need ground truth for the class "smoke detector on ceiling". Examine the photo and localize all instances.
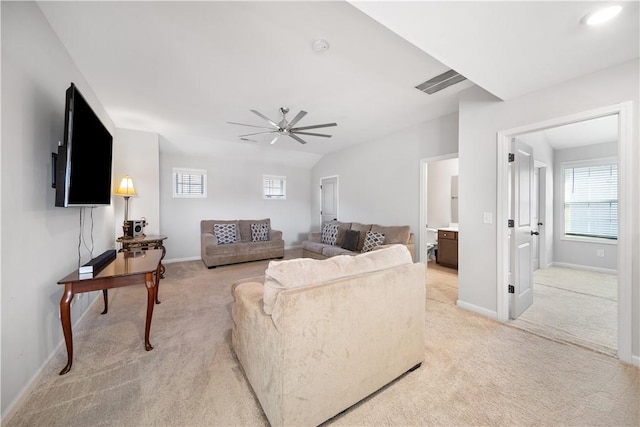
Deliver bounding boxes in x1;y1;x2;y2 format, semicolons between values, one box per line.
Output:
312;39;330;52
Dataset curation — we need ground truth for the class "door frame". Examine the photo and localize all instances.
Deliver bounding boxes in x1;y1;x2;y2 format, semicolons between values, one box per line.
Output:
420;153;458;263
533;161;547;270
319;175;339;228
496;101;633;364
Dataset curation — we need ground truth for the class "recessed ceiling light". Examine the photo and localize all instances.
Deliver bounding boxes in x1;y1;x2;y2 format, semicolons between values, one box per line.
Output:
584;5;622;26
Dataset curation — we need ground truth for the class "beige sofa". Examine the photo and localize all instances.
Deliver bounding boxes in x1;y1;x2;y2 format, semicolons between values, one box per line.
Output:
200;218;284;268
231;245;426;427
302;221;415;260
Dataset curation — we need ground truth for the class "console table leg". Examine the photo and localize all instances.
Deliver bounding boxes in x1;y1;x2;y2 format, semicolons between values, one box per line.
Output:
100;289;109;314
154;264;161;305
144;272;155;351
59;285;74;375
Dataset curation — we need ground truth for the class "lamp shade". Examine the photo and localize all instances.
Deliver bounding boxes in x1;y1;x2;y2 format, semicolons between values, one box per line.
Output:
115;176;137;196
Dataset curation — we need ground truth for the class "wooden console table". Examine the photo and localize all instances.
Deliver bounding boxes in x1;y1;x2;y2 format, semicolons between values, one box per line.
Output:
56;249;163;375
117;235;167;278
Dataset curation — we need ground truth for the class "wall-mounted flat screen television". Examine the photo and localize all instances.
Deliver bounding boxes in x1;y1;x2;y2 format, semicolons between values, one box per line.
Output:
55;83;113;207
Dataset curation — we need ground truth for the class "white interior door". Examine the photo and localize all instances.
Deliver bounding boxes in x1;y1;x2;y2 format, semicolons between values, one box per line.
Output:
510;138;534;319
320;176;338;227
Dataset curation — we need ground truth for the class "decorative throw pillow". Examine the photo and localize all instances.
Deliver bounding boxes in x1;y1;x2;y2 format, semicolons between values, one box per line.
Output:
251;223;269;242
213;223;237;244
341;229;360;251
362;231;385;252
321;222;340;245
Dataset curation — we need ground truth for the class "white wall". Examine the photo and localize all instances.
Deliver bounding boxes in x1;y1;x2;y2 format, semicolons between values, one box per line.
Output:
427;158;459;231
553;142;617;271
0;2;117;417
458;59;639;358
159;143;313;262
311;113;459;260
112;129;160;238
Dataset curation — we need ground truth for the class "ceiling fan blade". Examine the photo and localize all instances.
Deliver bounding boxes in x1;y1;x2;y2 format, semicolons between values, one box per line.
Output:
286;110;307;128
250;110;279;128
238;130;278;137
291;131;332;138
288;133;308;145
290;123;337;131
268;135;280;145
239;137;258;143
227;121;276;130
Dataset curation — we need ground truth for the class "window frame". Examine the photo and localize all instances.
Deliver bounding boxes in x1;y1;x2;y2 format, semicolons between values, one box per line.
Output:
561;157;617;244
172;168;207;198
263;174;286;200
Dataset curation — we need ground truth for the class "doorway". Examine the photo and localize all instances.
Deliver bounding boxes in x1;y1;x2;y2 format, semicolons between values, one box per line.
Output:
320;176;338;227
497;102;632;363
419;154;459;264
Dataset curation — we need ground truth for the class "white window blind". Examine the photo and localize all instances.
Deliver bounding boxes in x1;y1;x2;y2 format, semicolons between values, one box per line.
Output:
173;168;207;198
263;175;286;200
564;161;617;240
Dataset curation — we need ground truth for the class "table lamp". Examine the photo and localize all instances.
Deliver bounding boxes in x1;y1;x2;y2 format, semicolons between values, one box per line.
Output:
115;175;137;237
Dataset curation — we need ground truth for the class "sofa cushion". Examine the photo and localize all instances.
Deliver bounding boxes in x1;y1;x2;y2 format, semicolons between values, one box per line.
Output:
301;240;326;254
321;222;340;245
322;245;355;257
251;223;270;242
350;222;372;252
371;224;410;245
362;230;385;252
263;245;412;314
213;223;238;244
341;229;360;251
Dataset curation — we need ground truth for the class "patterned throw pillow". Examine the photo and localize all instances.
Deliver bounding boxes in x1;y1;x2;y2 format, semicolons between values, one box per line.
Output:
362;231;385;252
321;222;340;245
251;223;270;242
213;223;237;244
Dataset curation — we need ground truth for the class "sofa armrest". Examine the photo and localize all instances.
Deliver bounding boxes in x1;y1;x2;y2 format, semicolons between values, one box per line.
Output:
202;232;218;246
308;231;322;243
270;229;283;241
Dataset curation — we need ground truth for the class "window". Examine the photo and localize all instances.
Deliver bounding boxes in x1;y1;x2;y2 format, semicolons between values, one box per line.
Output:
563;159;617;240
263;175;286;200
173;168;207;198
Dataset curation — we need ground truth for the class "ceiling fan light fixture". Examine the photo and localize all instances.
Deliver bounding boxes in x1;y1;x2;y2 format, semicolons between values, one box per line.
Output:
584;5;622;26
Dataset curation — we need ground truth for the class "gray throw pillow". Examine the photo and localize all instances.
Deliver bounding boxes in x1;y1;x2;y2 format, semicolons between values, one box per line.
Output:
341;229;360;251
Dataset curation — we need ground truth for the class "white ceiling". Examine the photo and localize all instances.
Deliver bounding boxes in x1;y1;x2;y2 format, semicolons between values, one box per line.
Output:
37;1;638;165
519;114;619;150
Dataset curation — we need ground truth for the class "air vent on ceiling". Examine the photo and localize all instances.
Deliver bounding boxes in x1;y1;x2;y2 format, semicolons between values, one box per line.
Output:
415;69;467;95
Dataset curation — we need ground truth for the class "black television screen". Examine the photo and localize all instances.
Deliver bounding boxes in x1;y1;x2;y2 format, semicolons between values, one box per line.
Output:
55;83;113;207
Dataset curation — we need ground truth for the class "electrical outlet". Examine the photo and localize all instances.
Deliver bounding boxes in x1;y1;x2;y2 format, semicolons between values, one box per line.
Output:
597;249;605;257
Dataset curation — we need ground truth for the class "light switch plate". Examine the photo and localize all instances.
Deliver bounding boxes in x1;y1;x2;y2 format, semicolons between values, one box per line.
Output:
483;212;493;224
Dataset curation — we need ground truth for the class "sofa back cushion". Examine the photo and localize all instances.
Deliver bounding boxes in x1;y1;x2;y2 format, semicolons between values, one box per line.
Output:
371;224;410;245
262;245;413;314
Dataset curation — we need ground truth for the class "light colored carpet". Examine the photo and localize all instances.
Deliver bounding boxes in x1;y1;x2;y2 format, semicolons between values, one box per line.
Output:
6;251;638;426
509;266;617;356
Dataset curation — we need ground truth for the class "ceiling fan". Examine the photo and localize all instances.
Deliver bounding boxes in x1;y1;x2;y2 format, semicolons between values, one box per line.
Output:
228;107;337;145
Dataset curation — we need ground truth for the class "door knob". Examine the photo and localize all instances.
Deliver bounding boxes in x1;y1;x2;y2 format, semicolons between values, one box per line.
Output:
531;231;539;236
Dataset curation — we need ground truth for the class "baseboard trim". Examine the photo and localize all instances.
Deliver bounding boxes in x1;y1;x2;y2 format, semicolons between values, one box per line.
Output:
632;354;640;368
456;300;498;320
164;256;200;264
550;262;616;275
1;292;102;424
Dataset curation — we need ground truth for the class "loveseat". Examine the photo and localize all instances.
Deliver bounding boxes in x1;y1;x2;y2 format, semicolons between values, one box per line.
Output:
302;220;415;260
200;218;284;268
231;245;425;427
